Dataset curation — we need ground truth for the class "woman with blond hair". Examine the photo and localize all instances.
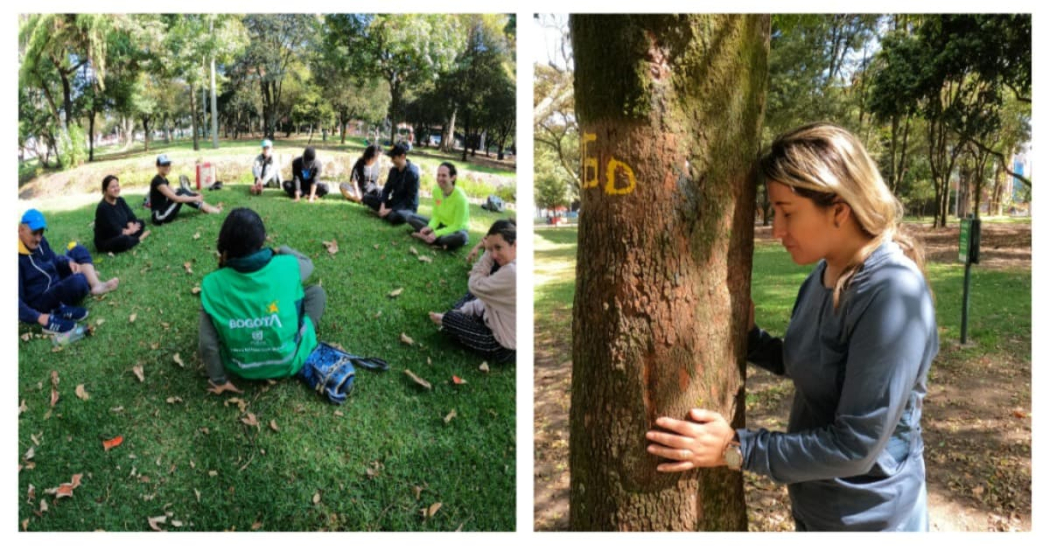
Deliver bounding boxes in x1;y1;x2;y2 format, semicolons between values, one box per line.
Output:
645;122;938;531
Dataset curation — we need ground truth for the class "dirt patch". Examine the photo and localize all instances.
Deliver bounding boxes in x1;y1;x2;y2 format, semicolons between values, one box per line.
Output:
534;224;1031;532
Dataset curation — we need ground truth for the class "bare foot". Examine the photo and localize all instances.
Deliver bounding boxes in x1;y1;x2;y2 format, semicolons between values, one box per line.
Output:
93;277;119;295
429;311;444;326
203;203;223;214
139;230;151;243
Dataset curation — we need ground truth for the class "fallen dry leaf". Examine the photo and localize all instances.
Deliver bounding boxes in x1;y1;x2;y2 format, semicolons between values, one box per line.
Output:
251;521;263;530
422;502;442;519
312;491;321;504
208;471;218;477
413;486;422;501
444;410;457;424
46;473;83;499
50;388;59;408
110;406;124;413
171;520;184;528
129;313;137;323
193;232;201;240
427;357;432;365
269;420;279;432
22;518;28;531
19;400;27;415
24;447;35;461
241;412;259;428
400;333;415;346
404;370;432;390
103;435;124;451
194;489;201;502
132;365;145;382
409;246;419;256
191;286;201;295
418;255;433;263
1012;408;1028;419
165;396;183;405
374;310;382;319
388;287;404;298
21;332;31;342
479;362;490;373
452;375;466;385
373;243;380;250
225;397;248;412
173;353;185;368
334;410;344;417
183;262;193;274
96;318;105;326
75;385;90;400
148;515;167;531
39;499;48;514
322;239;339;255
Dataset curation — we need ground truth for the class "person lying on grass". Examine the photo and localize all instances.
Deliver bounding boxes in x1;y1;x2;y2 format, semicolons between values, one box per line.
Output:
428;219;516;363
362;142;419;225
150;154;222;225
249;139;281;195
19;208;118;335
407;162;470;251
199;208;327;395
284;147;330;203
338;145;381;204
94;175;150;254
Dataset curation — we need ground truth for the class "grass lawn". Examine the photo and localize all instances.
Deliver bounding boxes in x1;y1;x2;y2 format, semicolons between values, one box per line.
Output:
19;185;517;531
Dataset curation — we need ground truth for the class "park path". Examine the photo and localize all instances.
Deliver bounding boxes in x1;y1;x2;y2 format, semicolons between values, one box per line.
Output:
534;223;1031;532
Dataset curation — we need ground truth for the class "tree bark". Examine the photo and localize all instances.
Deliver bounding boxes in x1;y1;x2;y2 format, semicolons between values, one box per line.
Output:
569;14;768;531
189;85;200;151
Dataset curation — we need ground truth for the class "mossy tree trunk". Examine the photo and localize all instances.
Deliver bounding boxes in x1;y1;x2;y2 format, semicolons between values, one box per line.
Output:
568;14;769;531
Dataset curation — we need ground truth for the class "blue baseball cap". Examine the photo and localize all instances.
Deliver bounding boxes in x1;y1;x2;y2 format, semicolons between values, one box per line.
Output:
21;209;47;231
156;154;172;166
261;139;273;148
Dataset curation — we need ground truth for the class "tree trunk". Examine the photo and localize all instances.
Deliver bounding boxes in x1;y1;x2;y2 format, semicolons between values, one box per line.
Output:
189;85;200;151
442;109;457;153
88;108;97;162
569;14;768;531
142;116;151;152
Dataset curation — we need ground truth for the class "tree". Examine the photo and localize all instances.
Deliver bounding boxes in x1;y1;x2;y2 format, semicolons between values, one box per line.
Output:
242;14;315;140
534;15;581;197
569;14;768;531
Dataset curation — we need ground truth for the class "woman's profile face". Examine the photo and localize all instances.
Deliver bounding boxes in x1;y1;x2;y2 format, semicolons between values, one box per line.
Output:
487;233;516;267
769;182;837;266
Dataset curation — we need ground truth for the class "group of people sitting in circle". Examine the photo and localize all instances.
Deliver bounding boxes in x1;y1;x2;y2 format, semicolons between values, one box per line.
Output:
18;139;515;401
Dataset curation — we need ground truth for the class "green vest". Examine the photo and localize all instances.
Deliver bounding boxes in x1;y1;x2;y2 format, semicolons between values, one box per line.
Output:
200;255;317;379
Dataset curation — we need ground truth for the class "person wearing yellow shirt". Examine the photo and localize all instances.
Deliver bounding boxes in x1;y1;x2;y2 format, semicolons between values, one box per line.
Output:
407;162;470;251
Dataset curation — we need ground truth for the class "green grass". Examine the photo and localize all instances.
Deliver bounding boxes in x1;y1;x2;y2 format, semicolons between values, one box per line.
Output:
534;227;1032;386
19;185;516;531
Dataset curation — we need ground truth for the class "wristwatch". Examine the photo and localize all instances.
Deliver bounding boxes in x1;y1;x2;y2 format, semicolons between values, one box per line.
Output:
723;435;743;471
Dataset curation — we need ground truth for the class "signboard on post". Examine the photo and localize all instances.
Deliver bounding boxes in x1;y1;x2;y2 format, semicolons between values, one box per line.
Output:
959;216;982;343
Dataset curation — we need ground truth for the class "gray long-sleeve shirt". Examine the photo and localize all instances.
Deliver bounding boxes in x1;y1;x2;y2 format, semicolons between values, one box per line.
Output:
740;240;938;531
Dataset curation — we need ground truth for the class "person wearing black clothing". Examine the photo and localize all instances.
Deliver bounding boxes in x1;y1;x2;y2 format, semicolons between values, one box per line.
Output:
339;145;381;203
363;143;419;225
150;154;221;225
284;147;330;202
94;175;150;253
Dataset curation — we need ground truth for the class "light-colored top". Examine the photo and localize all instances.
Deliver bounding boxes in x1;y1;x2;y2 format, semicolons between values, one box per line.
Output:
458;251;516;350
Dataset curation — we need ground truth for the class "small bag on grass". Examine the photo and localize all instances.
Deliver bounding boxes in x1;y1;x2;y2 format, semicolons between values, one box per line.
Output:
299;342;389;405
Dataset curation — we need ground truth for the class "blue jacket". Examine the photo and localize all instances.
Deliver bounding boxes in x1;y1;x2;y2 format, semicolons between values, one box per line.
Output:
19;236;75;324
740;240;938;531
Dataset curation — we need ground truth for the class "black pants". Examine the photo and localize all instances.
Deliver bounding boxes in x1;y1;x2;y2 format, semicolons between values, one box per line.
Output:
95;225;146;254
361;194;414;225
283;180;330;198
152;189;201;225
406;214;469;250
441;310;515;363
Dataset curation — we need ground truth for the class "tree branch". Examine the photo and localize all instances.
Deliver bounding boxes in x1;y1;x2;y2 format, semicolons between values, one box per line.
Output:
967;137;1031;188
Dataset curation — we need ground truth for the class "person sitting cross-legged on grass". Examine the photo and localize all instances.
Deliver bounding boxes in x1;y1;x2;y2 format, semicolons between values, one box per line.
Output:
199;208;327;395
284;147;330;203
363;142;419;225
19;208;118;335
407;162;470;251
339;145;381;204
150;154;222;225
428;219;516;363
94;175;150;254
249;139;281;195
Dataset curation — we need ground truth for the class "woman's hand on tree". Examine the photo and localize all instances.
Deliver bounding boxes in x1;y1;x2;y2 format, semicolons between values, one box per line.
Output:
646;409;735;472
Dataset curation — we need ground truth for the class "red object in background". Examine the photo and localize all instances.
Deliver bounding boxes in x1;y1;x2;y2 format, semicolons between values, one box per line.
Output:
196;162;216;190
